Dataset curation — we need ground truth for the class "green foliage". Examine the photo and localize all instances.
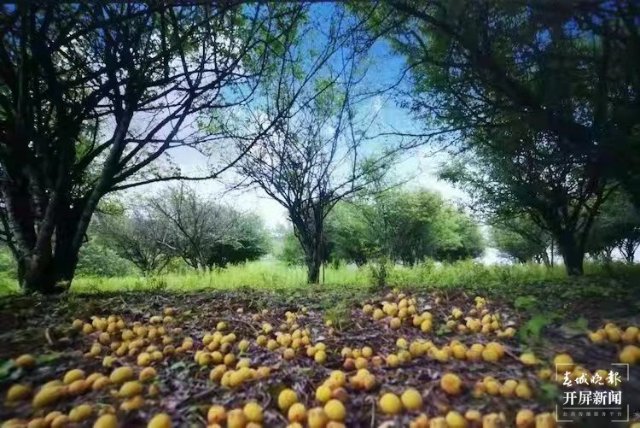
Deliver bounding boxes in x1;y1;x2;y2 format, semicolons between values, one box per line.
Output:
75;241;138;278
586;191;640;262
278;232;306;266
491;215;551;264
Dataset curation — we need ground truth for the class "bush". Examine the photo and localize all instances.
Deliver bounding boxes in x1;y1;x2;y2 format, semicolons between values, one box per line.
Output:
76;241;138;277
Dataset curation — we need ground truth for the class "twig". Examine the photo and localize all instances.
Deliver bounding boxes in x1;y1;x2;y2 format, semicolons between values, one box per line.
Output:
44;327;54;346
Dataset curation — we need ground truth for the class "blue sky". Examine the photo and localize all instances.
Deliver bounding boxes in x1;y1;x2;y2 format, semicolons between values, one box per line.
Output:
125;4;495;257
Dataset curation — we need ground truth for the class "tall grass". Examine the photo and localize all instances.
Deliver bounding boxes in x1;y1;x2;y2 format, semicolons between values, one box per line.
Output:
1;259;639;296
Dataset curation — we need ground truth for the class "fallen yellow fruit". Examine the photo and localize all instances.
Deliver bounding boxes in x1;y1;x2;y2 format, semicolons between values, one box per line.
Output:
553;353;574;371
32;386;64;408
278;388;298;412
110;366;134;384
207;405;226;424
619;345;639;364
139;367;157;382
445;411;467;428
93;414;118;428
69;404;93;422
119;381;143;398
535;412;556;428
243;402;263;423
288;403;306;423
307;408;329;428
515;409;535;428
147;413;172;428
6;384;31;402
378;392;402;415
227;409;247;428
400;388;422;411
519;352;537;365
63;369;85;384
15;354;36;369
440;373;462;395
324;399;346;421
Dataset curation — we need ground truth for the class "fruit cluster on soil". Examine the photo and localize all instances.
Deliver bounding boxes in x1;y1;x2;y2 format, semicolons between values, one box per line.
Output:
0;290;639;427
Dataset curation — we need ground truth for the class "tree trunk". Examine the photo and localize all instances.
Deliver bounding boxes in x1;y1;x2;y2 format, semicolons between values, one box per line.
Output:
305;231;323;284
557;234;585;276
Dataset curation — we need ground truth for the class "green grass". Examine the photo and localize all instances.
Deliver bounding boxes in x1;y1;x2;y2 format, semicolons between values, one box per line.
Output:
1;259;639;297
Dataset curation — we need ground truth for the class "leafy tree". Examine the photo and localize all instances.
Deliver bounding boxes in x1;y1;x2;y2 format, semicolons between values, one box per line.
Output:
356;189;484;265
93;209;174;275
0;2;305;293
325;202;373;266
278;232;306;266
75;240;137;278
358;1;639;275
147;185;269;270
223;6;399;283
587;192;640;263
491;215;552;264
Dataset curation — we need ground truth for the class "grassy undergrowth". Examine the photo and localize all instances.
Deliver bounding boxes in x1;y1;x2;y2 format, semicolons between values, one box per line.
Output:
1;259;639;299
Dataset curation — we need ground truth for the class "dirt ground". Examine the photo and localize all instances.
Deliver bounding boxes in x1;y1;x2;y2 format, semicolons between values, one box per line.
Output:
1;289;639;427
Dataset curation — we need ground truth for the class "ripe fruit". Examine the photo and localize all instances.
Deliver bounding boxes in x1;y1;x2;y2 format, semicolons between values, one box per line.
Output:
386;354;400;368
93;414;118;428
588;330;606;344
119;381;143;398
314;350;327;364
63;369;85;384
465;410;482;422
308;408;329;428
440;373;462;395
535;413;556;428
138;352;152;366
32;386;64;408
410;414;429;428
619;345;639;364
553;354;574;371
15;354;36;369
51;414;70;428
244;402;263;423
482;348;499;362
519;353;538;366
400;388;422;411
515;382;533;399
428;417;447;428
147;413;172;428
316;385;332;403
515;409;535;428
110;366;134;384
278;388;298;412
227;409;247;428
69;404;93;422
482;413;506;428
324;399;346;421
445;411;467;428
207;405;226;424
140;367;157;382
379;393;402;415
288;403;306;423
67;379;89;396
6;384;31;402
389;318;401;329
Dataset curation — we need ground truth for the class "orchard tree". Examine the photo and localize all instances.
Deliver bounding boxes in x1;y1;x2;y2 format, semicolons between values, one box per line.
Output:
222;6;400;283
147;185;269;270
93;209;174;274
440;129;612;275
354;0;640;274
0;2;306;292
490;215;552;265
587;191;640;263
